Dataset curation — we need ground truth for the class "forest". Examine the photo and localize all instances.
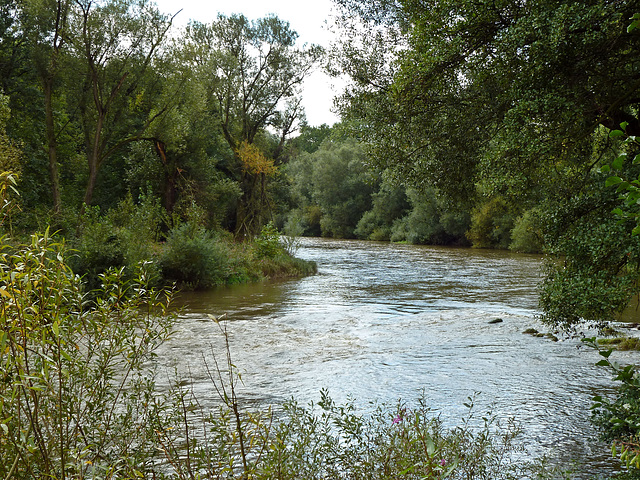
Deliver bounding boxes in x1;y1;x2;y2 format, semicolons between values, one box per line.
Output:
2;0;640;477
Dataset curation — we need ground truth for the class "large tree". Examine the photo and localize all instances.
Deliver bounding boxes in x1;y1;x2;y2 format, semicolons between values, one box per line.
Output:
69;0;173;207
183;14;323;239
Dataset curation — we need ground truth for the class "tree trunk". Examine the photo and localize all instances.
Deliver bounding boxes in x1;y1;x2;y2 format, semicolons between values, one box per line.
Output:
43;78;62;214
83;113;104;207
154;139;177;213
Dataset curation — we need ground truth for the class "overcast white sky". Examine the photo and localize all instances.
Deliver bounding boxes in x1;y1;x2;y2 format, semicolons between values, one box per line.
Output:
152;0;343;126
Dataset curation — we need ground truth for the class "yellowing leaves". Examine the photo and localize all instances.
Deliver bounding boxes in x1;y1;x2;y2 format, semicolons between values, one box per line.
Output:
237;141;277;176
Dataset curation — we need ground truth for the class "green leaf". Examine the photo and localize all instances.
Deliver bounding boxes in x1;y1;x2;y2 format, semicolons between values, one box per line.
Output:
0;331;6;361
610;130;625;138
601;165;611;173
616;181;631;193
606;176;623;187
632;224;640;236
612;154;627;170
596;359;610;367
426;436;435;456
52;321;59;338
599;349;613;358
634;154;640;165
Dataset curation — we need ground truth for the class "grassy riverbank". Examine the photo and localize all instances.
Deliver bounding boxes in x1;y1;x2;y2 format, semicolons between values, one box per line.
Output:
42;197;317;291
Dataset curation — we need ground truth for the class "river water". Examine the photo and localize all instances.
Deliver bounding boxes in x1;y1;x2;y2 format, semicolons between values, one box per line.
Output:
162;237;631;478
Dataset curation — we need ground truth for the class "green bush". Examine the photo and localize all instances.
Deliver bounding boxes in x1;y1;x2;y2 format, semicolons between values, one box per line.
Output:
69;205;127;290
160;222;231;289
467;197;515;249
389;189;470;245
510;208;543;253
0;230;177;479
254;222;283;259
69;195;165;290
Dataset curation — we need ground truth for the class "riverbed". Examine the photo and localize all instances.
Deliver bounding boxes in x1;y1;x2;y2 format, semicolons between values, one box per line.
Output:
161;237;630;478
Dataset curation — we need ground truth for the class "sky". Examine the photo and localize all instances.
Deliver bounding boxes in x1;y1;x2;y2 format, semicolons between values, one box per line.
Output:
152;0;343;127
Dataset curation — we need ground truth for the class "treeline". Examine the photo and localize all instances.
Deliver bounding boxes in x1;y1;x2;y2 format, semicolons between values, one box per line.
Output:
0;0;326;287
281;128;541;253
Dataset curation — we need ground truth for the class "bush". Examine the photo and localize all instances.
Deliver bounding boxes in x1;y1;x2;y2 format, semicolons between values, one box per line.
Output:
586;337;640;475
389;189;470;245
69;205;127;290
0;230;177;479
69;195;165;290
160;222;231;289
254;222;283;259
510;208;543;253
467;197;515;249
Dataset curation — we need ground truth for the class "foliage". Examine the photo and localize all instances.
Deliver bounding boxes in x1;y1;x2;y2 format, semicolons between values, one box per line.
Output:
389;188;470;245
333;0;640;327
160;222;231;289
238;140;277;176
254;221;283;259
183;14;323;239
602;124;640;235
0;229;176;479
285;139;377;239
69;194;165;290
467;197;515;250
584;337;640;474
0;92;22;175
354;178;410;241
509;208;543;254
539;193;640;330
0;171;20;234
334;0;640;199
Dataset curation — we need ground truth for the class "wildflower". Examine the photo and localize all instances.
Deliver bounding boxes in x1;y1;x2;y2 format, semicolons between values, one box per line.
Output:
392;414;402;424
439;459;446;466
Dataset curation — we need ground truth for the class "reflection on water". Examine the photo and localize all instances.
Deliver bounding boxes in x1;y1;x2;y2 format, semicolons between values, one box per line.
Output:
160;238;626;477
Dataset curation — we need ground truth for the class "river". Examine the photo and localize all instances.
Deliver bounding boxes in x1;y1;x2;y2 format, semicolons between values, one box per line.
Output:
162;237;631;478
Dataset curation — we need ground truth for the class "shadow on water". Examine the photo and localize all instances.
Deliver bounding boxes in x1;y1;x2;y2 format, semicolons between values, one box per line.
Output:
161;237;626;478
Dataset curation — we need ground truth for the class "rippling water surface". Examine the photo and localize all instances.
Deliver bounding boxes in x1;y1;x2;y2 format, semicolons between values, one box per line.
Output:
160;237;631;477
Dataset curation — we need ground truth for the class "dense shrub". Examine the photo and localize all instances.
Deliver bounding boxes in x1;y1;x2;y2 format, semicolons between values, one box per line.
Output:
69;195;164;289
355;182;410;241
254;222;282;259
160;222;231;289
509;208;543;253
389;188;470;245
467;197;515;249
0;231;177;479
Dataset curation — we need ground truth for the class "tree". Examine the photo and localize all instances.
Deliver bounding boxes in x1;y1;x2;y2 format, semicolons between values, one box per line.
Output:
0;93;22;175
21;0;73;214
183;14;323;239
69;0;173;207
288;139;377;238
